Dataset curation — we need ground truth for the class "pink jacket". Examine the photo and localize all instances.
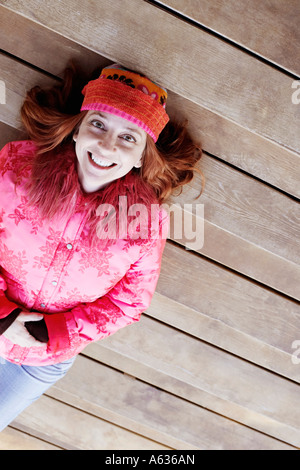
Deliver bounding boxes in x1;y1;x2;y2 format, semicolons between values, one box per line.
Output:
0;141;168;365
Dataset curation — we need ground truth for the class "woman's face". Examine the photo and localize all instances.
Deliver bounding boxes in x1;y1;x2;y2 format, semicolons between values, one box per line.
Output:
74;111;147;193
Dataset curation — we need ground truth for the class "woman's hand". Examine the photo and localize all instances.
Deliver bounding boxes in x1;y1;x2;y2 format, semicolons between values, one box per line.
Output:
3;312;45;348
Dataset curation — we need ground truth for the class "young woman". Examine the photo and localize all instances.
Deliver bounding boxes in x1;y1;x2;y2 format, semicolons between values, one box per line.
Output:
0;63;202;430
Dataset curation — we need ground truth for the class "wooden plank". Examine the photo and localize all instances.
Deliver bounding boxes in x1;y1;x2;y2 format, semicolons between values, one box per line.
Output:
85;316;300;448
167;92;300;199
49;355;294;450
185;152;300;267
0;53;57;130
158;0;300;76
176;215;300;301
0;5;107;78
12;394;169;450
1;1;299;156
51;356;198;450
1;6;299;198
148;242;300;382
0;54;299;298
0;427;60;450
0;121;26;148
168;169;300;300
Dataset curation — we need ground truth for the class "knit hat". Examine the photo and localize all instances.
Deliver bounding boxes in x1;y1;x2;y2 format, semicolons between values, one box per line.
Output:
81;64;169;142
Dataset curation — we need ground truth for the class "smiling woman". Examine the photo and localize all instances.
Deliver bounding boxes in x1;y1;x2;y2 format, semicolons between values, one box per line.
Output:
74;111;146;193
0;61;203;431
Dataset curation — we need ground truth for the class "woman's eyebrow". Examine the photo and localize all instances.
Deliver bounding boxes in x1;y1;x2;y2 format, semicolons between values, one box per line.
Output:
91;112;106;119
92;112;143;137
124;126;143;137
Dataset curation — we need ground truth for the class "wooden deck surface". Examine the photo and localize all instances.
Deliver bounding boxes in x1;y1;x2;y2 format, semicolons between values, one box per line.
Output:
0;0;299;450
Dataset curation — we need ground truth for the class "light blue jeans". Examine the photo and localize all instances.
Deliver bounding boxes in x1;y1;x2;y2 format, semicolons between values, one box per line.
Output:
0;356;76;432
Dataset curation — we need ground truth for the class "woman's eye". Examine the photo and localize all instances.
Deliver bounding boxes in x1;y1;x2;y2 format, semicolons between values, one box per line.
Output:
122;134;136;143
91;120;104;129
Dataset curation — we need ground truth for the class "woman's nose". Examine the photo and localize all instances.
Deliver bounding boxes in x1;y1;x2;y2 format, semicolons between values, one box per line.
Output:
97;132;117;153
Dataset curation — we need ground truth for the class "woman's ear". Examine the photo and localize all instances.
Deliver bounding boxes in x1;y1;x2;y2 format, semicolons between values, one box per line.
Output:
73;129;79;142
134;158;143;169
134;146;146;168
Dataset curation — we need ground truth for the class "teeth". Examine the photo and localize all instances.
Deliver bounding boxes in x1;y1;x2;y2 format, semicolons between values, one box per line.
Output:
90;153;114;167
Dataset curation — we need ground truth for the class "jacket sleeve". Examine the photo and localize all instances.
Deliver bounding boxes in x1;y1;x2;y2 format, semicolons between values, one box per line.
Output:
44;230;168;354
0;143;21;319
0;289;20;319
0;247;21;321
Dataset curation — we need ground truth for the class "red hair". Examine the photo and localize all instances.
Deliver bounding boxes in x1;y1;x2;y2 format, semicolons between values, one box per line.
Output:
143;122;203;202
19;63;204;243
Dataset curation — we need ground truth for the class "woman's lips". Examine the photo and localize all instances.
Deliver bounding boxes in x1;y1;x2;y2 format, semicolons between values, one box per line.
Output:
88;151;117;170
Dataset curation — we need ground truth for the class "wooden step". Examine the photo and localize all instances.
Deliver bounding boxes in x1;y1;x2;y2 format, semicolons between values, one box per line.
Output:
158;0;300;75
10;355;294;450
10;384;169;450
151;242;300;382
0;427;60;450
85;316;300;448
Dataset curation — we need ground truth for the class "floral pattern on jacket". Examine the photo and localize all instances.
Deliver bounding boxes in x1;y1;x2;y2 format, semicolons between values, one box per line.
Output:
0;141;168;365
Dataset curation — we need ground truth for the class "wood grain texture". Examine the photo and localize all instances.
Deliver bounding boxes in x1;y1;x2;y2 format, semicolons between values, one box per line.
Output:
0;5;103;78
168;162;300;299
167;92;300;198
85;316;300;447
12;393;168;450
158;0;300;75
49;355;294;450
0;121;26;148
150;242;300;382
0;427;60;450
0;52;57;129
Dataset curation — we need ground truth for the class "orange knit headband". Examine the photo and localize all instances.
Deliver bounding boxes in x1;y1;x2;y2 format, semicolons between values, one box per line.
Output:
81;65;169;142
